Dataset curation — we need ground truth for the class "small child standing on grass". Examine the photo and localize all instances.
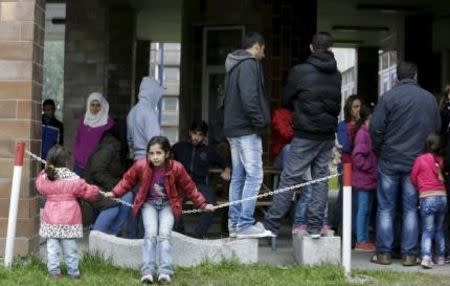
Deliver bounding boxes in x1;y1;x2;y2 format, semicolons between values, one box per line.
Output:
351;105;377;252
107;136;214;284
36;145;100;279
411;134;447;269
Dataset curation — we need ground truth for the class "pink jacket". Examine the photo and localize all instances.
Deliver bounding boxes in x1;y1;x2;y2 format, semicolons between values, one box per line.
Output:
411;153;446;194
351;125;377;190
36;170;99;238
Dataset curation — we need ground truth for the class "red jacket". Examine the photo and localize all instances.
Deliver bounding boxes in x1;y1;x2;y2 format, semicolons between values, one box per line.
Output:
111;159;207;220
411;153;446;194
271;108;294;158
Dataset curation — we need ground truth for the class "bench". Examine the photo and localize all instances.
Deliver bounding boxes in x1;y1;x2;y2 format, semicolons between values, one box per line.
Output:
183;167;281;209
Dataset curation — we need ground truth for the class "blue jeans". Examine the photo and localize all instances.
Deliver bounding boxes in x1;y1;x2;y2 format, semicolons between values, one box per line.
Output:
93;192;134;235
273;144;290;170
47;238;79;276
376;163;419;255
141;199;175;276
355;189;374;243
227;134;263;231
264;137;334;234
293;184;329;227
420;196;447;258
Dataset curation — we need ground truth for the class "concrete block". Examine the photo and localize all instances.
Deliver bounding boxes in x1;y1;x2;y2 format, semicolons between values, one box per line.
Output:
292;234;341;265
89;230;258;269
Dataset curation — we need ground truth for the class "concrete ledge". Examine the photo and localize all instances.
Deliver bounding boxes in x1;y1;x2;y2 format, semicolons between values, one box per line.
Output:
292;234;341;265
89;230;258;268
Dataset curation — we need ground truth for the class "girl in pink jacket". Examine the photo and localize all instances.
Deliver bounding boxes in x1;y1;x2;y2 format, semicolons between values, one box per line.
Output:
411;134;447;269
351;105;377;252
36;145;100;279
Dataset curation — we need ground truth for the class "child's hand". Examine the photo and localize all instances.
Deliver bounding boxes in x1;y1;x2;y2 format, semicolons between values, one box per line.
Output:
220;168;231;181
203;204;215;212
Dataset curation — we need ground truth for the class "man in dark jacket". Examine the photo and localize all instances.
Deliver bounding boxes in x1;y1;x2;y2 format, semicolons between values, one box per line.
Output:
223;32;272;239
264;32;342;238
42;99;64;159
172;120;230;238
369;62;440;266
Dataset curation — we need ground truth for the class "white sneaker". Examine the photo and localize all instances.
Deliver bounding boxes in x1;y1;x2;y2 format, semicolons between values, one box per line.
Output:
140;273;154;284
229;227;237;238
158;273;171;284
236;222;275;239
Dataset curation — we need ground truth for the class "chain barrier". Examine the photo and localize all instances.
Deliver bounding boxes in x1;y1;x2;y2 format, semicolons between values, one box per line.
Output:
26;150;134;208
26;150;341;214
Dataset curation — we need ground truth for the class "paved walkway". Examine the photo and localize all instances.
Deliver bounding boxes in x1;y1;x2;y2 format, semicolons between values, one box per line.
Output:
259;237;450;275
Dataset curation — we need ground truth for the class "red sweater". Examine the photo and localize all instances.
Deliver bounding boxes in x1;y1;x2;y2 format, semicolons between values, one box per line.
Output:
410;153;446;194
271;108;293;158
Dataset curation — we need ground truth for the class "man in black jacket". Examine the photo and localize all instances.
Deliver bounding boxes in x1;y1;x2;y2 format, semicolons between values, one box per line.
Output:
223;32;272;239
264;32;342;238
172;120;231;238
369;62;440;266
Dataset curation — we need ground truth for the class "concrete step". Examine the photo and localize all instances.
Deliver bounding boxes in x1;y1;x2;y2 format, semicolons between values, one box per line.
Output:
89;230;258;268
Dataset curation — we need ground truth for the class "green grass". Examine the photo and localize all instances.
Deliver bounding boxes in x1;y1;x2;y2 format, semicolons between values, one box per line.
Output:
329;176;339;191
0;255;448;286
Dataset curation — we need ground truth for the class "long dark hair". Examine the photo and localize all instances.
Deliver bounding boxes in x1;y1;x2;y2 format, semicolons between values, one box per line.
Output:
343;95;361;122
425;134;442;155
146;136;171;161
44;145;70;181
351;105;371;145
438;84;450;112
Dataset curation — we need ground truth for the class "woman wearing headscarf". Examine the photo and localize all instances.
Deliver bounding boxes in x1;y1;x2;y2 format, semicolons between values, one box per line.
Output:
73;92;114;177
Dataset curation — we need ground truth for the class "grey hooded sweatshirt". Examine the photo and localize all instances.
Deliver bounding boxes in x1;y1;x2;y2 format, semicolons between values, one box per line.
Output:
223;49;270;138
127;77;164;160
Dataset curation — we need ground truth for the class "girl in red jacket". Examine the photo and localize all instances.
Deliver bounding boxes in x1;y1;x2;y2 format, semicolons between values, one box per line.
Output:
411;134;447;269
107;136;214;284
36;145;100;279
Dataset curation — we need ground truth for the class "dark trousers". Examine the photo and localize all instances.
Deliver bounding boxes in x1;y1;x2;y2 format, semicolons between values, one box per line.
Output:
174;183;217;238
264;137;334;234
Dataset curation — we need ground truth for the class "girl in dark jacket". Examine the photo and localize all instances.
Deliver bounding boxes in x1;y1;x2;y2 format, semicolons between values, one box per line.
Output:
106;136;214;284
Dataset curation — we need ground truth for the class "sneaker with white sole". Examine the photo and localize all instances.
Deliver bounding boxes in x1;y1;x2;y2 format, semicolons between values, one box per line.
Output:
158;273;171;284
292;225;307;235
140;273;154;284
236;222;275;239
421;256;433;269
435;256;445;266
229;227;237;238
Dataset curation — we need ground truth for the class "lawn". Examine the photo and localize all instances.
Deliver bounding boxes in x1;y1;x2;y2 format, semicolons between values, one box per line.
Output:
0;255;448;286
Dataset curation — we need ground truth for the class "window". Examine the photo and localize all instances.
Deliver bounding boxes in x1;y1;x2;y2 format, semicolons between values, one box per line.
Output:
149;43;181;144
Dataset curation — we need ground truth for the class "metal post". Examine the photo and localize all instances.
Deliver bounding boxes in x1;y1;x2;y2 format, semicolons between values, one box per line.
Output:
342;163;352;276
4;142;25;267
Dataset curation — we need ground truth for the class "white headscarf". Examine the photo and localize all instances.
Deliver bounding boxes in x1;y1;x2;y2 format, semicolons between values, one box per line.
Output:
83;92;110;128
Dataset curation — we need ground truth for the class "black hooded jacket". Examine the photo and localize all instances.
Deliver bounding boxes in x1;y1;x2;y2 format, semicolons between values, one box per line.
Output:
283;50;342;141
223;50;271;138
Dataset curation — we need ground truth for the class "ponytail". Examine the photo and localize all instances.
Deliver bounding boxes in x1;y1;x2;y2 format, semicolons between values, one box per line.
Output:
351;104;371;145
45;164;58;181
44;145;70;180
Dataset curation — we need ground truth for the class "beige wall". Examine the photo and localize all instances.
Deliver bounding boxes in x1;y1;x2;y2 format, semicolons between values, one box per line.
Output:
136;0;182;42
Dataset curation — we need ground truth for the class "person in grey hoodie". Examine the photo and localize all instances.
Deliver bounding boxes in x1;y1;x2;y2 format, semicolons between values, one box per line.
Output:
223;32;272;239
127;77;164;160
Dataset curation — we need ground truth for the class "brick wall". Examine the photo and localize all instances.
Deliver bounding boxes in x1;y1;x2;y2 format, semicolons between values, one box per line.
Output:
0;0;45;257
